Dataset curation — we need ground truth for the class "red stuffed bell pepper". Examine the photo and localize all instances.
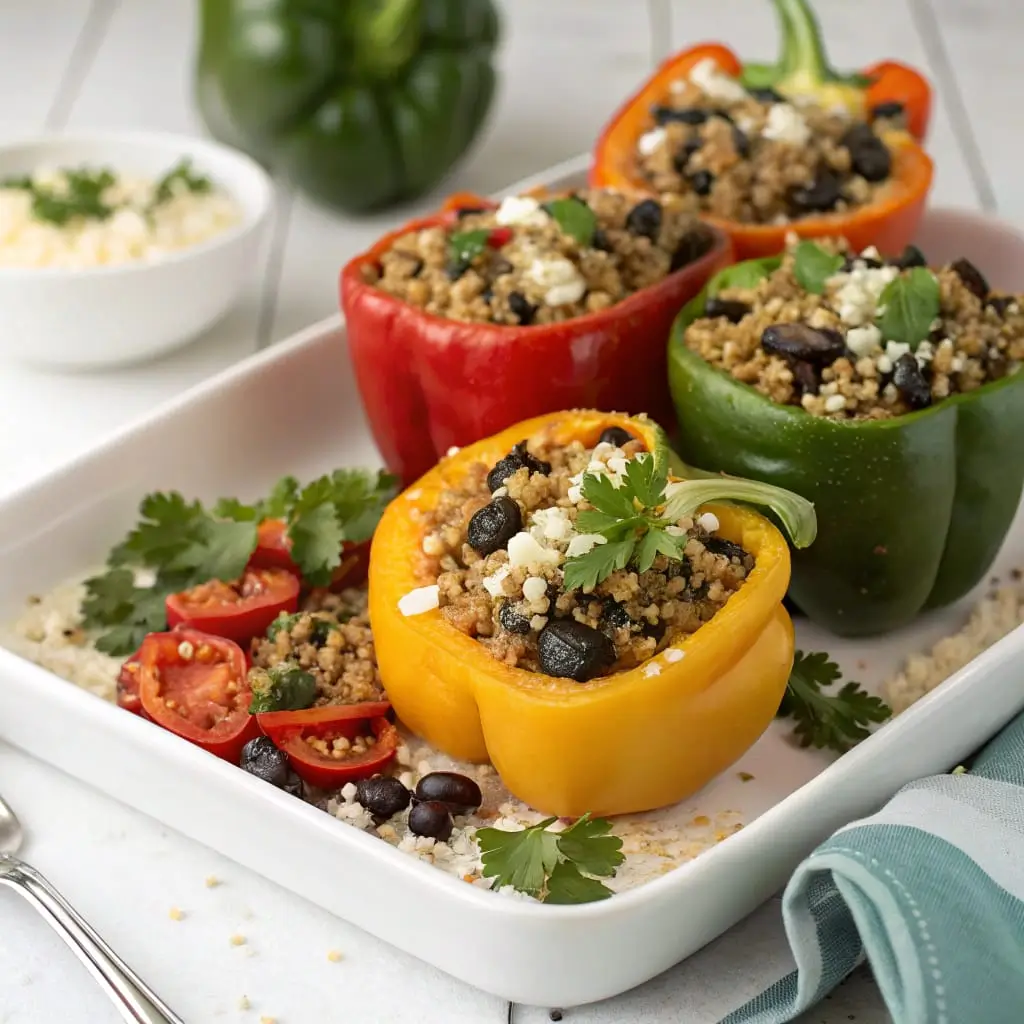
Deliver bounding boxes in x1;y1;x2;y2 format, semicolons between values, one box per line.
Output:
340;189;732;485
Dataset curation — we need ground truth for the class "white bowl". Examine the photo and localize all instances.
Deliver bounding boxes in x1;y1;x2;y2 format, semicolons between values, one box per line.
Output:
0;130;274;369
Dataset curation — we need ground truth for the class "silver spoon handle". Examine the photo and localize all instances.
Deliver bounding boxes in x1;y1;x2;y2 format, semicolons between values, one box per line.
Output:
0;854;184;1024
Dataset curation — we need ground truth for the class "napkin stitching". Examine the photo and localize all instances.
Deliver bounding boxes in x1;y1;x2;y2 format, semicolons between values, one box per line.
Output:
829;845;949;1023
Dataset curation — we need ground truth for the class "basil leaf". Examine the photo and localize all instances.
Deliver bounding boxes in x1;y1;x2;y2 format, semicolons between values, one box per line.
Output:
710;256;782;294
876;267;941;349
447;229;490;271
546;197;597;247
248;663;317;714
793;241;844;295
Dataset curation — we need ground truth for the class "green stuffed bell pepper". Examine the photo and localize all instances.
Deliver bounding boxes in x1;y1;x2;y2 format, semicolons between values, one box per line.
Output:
195;0;500;214
667;247;1024;637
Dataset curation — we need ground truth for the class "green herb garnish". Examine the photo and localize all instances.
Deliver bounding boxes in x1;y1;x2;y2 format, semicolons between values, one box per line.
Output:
876;267;941;349
26;167;117;226
709;256;782;294
248;663;318;714
446;229;490;277
476;812;624;904
266;611;343;645
81;470;396;656
776;650;891;753
152;158;211;205
546;197;597;247
793;241;844;294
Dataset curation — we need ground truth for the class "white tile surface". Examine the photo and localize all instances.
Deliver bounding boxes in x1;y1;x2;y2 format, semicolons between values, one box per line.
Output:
0;0;1009;1019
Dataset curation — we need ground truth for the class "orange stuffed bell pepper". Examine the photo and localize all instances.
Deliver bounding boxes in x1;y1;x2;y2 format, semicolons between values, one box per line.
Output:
369;410;816;817
590;0;933;261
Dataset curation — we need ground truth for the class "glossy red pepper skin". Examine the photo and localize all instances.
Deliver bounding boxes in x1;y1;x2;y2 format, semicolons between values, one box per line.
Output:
863;60;932;141
339;192;732;486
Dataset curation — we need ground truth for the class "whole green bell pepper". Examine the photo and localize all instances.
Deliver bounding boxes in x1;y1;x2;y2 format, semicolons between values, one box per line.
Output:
667;258;1024;637
195;0;500;214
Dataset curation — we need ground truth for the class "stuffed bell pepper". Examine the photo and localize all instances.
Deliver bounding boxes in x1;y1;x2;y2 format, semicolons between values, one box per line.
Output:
341;189;732;486
668;239;1024;637
369;410;816;817
195;0;500;214
591;0;933;260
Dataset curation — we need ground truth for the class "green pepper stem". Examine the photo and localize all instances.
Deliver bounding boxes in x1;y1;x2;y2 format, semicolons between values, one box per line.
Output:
772;0;832;82
353;0;422;80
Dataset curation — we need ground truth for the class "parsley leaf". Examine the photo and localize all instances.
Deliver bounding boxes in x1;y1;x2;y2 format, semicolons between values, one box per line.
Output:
248;663;317;714
580;471;637;521
708;256;782;294
623;451;668;509
634;528;685;573
876;267;940;349
476;812;624;904
545;197;597;247
152;158;211;205
168;518;258;582
793;241;844;294
777;650;892;753
29;167;116;226
447;229;490;276
561;537;634;593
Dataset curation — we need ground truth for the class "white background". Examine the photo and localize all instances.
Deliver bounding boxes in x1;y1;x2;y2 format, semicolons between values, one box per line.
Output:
1;1;1015;1020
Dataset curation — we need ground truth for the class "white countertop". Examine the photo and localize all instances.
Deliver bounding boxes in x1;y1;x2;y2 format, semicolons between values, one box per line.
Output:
0;1;1016;1020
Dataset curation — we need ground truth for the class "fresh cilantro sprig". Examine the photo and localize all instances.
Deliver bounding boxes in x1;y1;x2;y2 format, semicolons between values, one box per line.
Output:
476;813;624;904
876;267;940;349
792;241;844;295
81;469;396;656
446;229;491;277
776;650;892;753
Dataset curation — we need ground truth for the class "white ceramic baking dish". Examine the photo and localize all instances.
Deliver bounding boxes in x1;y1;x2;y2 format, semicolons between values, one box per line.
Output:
2;156;1024;1009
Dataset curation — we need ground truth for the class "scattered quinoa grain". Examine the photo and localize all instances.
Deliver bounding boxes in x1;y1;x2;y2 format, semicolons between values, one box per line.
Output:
238;996;251;1010
229;934;247;947
168;907;185;921
327;949;344;963
204;875;221;888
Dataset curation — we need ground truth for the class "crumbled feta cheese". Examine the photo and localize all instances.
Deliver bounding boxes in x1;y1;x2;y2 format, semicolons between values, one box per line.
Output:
697;512;720;533
861;246;881;261
566;534;608;558
446;445;460;457
832;264;899;326
567;484;583;504
689;57;746;102
915;340;935;366
507;532;562;569
530;615;549;631
492;486;508;498
341;782;358;803
762;104;811;146
398;585;440;616
495;195;546;227
643;662;662;677
664;648;685;663
421;534;444;556
527;256;587;307
875;354;893;374
482;566;511;598
522;576;548;602
885;341;911;362
845;324;883;358
530;506;575;542
824;394;847;413
637;127;668;156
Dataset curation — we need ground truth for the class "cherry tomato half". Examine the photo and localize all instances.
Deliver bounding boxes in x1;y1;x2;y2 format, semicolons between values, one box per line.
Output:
249;519;370;590
257;703;396;789
166;567;299;644
116;654;143;715
137;629;259;761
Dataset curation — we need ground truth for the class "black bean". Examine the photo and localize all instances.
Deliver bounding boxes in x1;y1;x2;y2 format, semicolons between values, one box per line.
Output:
842;123;892;182
704;296;750;323
597;426;634;447
673;136;704;174
549;1012;564;1022
415;772;483;815
689;170;714;197
789;170;842;214
508;291;537;325
651;105;708;126
239;737;290;789
761;323;846;365
892;353;931;409
985;350;1010;380
282;772;305;799
870;100;904;120
703;537;749;562
670;229;712;272
537;620;616;682
731;125;750;159
408;800;453;842
455;205;489;218
625;199;662;241
951;258;989;301
892;244;927;269
642;620;667;641
446;260;468;281
841;253;883;272
790;360;821;397
480;287;494;304
747;86;785;104
590;227;612;252
356;776;411;819
486;441;552;491
987;295;1017;318
467;496;522;556
498;599;532;635
600;599;632;630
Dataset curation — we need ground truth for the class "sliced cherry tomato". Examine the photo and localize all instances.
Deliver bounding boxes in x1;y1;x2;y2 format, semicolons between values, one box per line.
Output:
116;654;143;715
166;567;299;644
249;518;370;590
137;629;259;761
258;703;396;789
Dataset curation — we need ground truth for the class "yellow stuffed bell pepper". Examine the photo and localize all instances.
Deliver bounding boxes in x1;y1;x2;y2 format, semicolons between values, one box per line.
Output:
369;410;816;817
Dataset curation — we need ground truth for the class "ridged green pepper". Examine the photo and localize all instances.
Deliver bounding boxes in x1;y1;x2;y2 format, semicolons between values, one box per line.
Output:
195;0;500;214
667;259;1024;637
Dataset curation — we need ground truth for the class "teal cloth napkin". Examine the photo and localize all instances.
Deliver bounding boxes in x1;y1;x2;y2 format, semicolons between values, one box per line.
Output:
724;710;1024;1024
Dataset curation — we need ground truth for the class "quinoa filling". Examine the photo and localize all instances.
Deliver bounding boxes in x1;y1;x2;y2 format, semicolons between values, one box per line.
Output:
360;188;714;325
634;57;898;225
416;425;753;681
684;238;1024;419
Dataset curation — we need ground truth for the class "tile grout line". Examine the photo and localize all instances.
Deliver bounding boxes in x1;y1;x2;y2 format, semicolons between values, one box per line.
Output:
44;0;120;130
907;0;998;213
254;187;297;351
